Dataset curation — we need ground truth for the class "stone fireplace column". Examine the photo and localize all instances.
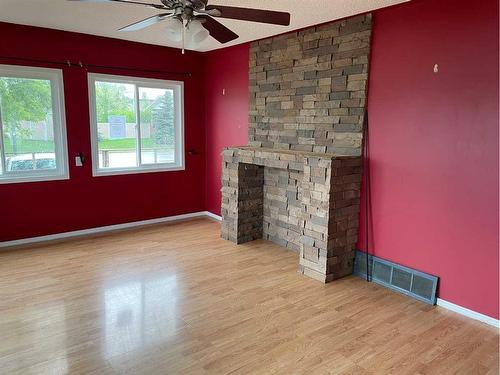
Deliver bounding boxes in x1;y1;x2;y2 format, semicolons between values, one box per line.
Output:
299;156;362;282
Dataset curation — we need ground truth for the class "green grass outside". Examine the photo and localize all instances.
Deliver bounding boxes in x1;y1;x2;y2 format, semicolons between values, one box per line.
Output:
99;138;174;151
100;138;153;150
3;138;174;154
3;139;54;154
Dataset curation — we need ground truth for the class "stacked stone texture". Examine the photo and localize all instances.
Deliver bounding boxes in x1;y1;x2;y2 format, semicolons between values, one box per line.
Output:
248;14;371;155
221;14;370;283
263;167;303;252
221;154;263;243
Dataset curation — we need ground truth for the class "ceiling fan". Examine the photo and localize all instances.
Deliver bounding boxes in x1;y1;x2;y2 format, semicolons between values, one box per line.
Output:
68;0;291;51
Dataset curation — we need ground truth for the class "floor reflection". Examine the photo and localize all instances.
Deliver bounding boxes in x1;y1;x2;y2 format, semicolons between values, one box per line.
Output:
104;275;178;358
13;303;69;374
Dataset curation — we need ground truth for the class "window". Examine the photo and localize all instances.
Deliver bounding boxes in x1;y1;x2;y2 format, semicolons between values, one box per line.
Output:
0;65;68;184
88;73;184;176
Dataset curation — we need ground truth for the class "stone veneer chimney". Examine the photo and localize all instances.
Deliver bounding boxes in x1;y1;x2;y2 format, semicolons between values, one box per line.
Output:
221;14;371;283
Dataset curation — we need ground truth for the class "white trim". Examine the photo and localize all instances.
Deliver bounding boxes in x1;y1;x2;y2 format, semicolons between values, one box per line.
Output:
0;174;69;185
87;72;185;177
86;165;185;177
0;64;69;184
204;211;222;221
0;211;219;249
437;298;500;328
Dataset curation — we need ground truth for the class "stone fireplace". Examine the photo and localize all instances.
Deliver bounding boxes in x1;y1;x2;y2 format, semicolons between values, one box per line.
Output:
221;14;371;283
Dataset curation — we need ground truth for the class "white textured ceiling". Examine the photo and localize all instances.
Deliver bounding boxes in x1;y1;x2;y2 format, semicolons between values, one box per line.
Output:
0;0;409;52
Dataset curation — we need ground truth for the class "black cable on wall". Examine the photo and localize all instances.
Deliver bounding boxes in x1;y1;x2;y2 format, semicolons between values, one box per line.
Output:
363;110;371;282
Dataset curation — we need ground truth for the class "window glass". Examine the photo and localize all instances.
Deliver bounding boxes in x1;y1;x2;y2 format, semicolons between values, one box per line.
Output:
0;66;68;183
139;87;175;165
89;74;183;176
95;81;137;169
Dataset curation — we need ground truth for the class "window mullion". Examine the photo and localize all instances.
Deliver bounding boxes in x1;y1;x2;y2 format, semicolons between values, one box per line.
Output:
0;101;7;175
135;85;141;167
174;87;180;166
50;77;62;174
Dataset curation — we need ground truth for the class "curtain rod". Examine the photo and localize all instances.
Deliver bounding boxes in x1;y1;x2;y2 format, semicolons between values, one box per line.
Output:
0;55;192;77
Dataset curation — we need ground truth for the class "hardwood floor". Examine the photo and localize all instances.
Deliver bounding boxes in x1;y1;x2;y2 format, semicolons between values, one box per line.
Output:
0;218;498;374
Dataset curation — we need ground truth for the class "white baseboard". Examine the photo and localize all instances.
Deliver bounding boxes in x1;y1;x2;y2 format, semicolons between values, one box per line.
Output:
437;298;499;328
0;211;220;249
204;211;222;221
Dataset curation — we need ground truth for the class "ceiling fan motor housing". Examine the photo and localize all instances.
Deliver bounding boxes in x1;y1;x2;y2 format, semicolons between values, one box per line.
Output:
186;0;208;10
160;0;206;11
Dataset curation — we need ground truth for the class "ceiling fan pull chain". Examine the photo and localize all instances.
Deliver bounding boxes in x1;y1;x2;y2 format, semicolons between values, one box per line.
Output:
181;19;186;54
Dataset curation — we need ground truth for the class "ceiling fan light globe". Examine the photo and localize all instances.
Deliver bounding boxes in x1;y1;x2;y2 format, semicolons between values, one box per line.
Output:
192;28;209;44
165;18;182;42
186;19;209;47
166;31;182;42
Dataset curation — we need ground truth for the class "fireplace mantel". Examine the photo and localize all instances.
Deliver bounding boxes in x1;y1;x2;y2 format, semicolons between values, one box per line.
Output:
220;146;351;170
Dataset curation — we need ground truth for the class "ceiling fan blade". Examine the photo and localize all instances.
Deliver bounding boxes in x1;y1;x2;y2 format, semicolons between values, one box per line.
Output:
197;15;238;43
205;5;290;26
119;13;172;31
67;0;168;10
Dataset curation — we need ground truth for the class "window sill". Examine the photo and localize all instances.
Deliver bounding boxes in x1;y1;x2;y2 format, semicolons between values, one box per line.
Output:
92;165;185;177
0;173;70;185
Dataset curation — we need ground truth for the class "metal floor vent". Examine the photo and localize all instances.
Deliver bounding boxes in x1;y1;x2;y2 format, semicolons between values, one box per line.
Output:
353;250;438;305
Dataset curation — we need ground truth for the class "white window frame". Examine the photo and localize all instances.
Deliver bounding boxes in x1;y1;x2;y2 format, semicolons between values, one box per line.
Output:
0;64;69;184
88;73;185;177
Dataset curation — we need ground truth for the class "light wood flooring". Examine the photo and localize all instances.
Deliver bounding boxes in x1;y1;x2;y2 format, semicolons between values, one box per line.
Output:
0;218;498;374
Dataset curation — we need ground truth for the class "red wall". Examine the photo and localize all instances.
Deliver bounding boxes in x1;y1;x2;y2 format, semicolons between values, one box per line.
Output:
358;0;499;319
204;44;249;215
0;22;206;241
203;0;499;318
